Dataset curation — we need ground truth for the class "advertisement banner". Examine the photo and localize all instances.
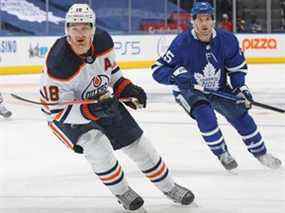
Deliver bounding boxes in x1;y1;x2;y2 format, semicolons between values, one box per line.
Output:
0;39;18;65
0;33;284;75
0;37;55;67
113;34;175;61
238;34;285;58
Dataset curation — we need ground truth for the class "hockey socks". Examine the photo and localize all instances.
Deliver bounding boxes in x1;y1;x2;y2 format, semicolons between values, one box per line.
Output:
192;104;228;156
122;136;175;193
78;130;129;195
229;112;267;157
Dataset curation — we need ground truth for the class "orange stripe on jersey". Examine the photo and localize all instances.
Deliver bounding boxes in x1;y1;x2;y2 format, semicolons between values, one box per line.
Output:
146;163;166;179
40;98;50;112
100;166;122;181
114;78;131;97
81;104;99;121
53;110;64;121
49;123;73;149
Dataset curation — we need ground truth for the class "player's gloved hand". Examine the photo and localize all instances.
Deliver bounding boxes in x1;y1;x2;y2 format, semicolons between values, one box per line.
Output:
114;77;147;110
234;85;253;109
171;66;192;90
81;92;120;121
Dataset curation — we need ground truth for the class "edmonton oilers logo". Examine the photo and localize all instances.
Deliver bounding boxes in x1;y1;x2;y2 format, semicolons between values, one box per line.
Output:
82;75;110;99
93;75;102;87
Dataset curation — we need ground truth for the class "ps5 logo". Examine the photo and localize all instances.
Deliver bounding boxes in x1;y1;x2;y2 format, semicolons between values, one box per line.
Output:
114;41;141;55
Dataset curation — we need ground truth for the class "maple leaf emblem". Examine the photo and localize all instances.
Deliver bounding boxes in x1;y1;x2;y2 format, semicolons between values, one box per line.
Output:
194;63;221;90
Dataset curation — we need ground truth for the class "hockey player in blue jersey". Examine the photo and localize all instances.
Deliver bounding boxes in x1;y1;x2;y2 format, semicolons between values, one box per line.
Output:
152;2;282;171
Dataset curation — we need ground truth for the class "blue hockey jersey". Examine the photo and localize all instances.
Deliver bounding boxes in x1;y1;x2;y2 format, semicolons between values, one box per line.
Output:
152;29;248;91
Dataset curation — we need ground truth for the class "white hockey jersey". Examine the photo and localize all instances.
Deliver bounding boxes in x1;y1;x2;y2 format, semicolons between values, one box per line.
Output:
40;29;123;124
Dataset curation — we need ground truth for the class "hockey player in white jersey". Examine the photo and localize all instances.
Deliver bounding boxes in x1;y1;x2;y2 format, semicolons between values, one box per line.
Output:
0;92;12;118
40;4;194;212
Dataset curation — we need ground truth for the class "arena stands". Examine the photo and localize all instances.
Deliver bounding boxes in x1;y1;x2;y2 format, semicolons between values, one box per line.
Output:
0;0;183;35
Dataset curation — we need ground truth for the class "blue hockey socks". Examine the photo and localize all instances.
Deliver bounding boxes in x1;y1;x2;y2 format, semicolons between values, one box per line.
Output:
229;112;266;157
192;104;227;156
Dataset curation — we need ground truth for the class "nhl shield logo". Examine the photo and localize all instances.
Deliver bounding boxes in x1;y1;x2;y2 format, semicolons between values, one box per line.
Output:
86;56;95;64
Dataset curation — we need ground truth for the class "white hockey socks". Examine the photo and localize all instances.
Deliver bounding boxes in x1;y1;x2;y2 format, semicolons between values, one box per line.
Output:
122;135;175;193
78;130;129;195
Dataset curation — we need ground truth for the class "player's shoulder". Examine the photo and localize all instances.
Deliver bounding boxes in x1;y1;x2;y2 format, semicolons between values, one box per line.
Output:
93;28;114;55
46;36;83;81
170;30;192;50
215;28;239;43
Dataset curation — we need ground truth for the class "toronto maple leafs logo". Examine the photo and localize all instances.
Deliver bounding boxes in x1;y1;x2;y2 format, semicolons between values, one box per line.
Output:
194;63;221;90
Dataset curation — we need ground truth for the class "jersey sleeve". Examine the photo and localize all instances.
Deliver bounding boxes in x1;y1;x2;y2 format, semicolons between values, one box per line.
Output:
224;34;248;88
39;71;90;125
152;34;185;85
107;49;124;87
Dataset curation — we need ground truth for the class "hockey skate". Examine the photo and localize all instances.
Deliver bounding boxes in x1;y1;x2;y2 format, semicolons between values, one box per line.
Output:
164;183;195;205
116;187;146;212
0;106;12;118
256;153;282;169
218;151;238;170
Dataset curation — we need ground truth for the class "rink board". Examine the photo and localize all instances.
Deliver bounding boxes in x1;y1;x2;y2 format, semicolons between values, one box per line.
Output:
0;33;285;75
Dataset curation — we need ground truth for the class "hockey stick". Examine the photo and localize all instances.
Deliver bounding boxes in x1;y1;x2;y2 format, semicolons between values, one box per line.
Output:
193;85;285;113
248;100;285;113
10;93;142;107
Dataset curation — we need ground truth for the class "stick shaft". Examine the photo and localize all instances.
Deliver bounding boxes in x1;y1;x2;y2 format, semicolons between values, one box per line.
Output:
193;85;285;114
10;93;134;106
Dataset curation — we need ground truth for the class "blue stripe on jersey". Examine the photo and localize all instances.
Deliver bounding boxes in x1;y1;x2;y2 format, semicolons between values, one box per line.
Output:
59;105;73;123
111;67;120;74
50;109;64;114
193;104;227;156
151;169;169;183
95;160;119;176
229;112;267;156
142;157;162;174
41;108;50;115
104;172;125;186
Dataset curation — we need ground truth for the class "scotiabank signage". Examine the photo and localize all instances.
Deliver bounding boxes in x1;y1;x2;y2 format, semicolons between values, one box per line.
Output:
242;37;277;51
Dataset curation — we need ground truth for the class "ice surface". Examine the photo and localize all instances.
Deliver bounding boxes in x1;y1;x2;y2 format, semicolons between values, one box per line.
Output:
0;64;284;213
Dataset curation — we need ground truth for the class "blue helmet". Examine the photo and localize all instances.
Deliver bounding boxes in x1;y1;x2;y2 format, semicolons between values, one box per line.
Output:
191;2;214;18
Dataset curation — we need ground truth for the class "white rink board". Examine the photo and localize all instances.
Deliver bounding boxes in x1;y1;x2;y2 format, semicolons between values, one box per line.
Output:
1;34;285;68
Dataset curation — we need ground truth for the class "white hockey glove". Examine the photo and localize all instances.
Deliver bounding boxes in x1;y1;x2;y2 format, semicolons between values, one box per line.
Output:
234;85;253;109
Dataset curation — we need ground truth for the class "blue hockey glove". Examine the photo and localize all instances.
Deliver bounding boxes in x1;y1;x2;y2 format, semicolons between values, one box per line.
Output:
172;66;192;90
234;85;253;109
